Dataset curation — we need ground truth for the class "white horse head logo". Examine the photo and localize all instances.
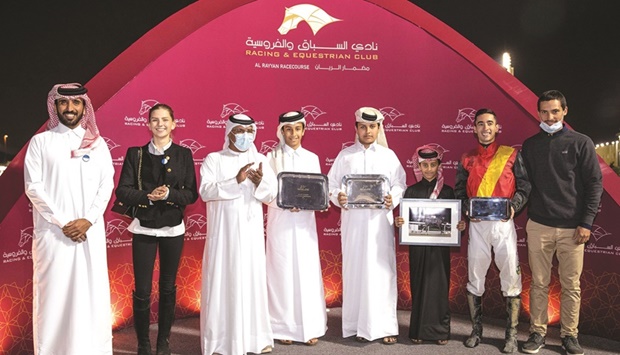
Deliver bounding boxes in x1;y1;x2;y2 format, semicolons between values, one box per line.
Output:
185;214;207;230
105;219;131;237
278;4;341;35
19;227;33;247
380;107;405;122
301;105;327;120
220;103;248;118
260;140;279;154
180;139;206;155
139;99;159;116
456;108;477;123
103;137;121;151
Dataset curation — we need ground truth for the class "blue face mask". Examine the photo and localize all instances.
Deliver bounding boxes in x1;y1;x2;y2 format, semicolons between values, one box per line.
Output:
539;121;563;134
233;132;254;151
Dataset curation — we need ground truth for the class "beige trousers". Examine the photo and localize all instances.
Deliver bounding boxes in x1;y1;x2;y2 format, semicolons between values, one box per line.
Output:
526;219;584;337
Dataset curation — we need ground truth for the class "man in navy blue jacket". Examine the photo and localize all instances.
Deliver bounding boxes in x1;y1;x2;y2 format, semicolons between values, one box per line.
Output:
521;90;603;355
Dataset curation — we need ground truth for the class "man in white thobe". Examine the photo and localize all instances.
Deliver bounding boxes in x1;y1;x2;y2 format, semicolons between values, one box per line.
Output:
265;111;327;346
199;114;277;355
327;107;406;345
24;83;114;355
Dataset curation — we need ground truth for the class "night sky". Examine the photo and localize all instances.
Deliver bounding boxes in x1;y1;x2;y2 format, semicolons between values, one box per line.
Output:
1;0;618;159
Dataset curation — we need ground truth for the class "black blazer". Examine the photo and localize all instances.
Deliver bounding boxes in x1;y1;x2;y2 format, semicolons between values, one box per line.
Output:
115;142;198;229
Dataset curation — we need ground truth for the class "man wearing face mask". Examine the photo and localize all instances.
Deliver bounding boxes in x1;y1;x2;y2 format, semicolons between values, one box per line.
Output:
521;91;602;355
198;114;278;355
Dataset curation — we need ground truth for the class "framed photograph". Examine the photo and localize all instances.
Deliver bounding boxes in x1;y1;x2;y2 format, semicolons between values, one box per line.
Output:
276;172;329;210
399;198;462;246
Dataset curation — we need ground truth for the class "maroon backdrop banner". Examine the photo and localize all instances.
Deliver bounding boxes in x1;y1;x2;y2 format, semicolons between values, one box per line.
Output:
1;1;619;353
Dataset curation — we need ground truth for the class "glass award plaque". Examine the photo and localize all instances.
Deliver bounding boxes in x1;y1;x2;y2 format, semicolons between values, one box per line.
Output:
469;197;510;220
277;172;329;210
342;174;390;209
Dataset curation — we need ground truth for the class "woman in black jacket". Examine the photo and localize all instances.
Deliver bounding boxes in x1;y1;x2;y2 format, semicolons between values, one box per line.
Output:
115;103;198;355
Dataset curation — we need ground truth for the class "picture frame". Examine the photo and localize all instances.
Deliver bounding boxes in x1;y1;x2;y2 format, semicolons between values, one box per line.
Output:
398;198;462;246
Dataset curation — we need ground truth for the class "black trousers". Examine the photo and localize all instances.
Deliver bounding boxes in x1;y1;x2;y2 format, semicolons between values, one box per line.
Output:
132;233;184;299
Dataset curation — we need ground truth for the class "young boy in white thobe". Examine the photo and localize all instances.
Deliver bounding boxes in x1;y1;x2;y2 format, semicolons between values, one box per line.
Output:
265;111;327;346
327;107;406;345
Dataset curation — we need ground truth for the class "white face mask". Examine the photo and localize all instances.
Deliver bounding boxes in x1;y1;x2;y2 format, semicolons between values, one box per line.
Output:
539;121;563;134
233;132;254;151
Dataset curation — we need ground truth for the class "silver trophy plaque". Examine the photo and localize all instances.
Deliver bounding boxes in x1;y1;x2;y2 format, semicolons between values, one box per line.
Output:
469;197;510;220
277;172;329;210
342;174;390;209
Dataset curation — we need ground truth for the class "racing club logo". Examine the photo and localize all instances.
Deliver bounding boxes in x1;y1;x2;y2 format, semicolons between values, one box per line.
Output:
259;140;279;155
220;103;248;118
278;4;341;35
380;107;405;122
456;108;476;123
301;105;327;120
139;99;159;116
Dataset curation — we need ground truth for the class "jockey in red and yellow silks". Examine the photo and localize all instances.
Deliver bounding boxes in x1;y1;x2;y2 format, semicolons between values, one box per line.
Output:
454;108;531;352
461;142;518;199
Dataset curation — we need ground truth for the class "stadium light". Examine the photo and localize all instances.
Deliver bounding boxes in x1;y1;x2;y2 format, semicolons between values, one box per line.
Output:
502;52;514;75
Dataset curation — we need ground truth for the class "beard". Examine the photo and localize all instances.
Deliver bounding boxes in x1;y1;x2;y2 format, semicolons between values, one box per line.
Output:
57;110;84;129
